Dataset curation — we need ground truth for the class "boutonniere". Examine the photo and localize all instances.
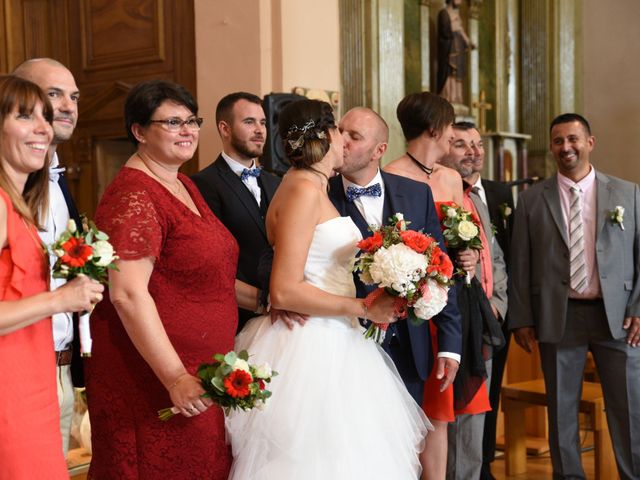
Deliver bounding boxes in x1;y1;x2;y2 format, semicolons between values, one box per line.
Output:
610;206;625;230
499;202;512;228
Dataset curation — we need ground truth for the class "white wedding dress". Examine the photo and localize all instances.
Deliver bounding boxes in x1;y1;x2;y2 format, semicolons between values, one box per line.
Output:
226;216;431;480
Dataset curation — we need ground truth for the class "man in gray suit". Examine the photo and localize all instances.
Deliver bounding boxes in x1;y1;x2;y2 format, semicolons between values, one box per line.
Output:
510;113;640;479
439;122;508;480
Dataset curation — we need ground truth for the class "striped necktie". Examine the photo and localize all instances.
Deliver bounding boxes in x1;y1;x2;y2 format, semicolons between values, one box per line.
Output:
569;185;587;293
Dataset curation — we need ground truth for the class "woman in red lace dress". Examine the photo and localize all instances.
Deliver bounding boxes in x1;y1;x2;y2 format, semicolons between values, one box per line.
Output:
0;76;103;479
85;81;252;479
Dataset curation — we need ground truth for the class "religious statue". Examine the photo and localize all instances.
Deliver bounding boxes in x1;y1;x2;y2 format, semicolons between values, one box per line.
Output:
436;0;475;105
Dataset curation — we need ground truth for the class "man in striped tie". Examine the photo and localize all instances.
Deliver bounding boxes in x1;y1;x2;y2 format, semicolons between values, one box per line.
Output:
510;113;640;479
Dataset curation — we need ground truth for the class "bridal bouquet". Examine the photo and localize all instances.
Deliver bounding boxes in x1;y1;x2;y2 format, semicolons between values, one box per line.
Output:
158;350;277;420
353;213;453;343
438;202;483;284
50;216;118;356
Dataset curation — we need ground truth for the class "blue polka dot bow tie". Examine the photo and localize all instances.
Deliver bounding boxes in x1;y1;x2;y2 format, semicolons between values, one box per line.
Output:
346;183;382;202
240;167;262;182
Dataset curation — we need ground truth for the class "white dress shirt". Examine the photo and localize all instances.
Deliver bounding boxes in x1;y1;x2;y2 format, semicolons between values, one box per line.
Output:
340;170;385;228
222;152;262;206
38;152;73;351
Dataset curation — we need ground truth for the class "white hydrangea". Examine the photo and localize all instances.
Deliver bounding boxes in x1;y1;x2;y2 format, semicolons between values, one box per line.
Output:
413;279;449;320
369;244;427;296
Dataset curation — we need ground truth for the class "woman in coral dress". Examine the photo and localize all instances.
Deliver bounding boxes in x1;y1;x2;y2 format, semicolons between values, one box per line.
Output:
85;80;254;479
384;91;491;479
0;76;103;480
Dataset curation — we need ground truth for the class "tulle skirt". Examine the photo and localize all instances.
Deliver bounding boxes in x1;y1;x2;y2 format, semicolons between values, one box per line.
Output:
226;315;432;480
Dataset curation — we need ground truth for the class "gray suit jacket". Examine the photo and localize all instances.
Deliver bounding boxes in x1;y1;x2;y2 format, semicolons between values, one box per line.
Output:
470;190;509;320
509;171;640;342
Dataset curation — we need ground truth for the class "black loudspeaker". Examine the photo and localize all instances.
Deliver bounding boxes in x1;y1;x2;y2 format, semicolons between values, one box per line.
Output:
261;93;305;175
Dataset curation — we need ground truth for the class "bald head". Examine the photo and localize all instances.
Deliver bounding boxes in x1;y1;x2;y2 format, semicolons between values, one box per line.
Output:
338;107;389;184
13;58;79;144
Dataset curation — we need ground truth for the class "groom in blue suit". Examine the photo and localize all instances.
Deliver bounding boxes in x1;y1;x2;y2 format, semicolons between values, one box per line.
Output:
329;107;462;403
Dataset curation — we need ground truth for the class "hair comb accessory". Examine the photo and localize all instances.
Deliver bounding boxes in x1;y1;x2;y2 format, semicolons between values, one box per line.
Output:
286;119;327;151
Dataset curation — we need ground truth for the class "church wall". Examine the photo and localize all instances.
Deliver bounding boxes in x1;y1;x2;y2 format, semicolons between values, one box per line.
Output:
582;0;640;183
194;0;340;169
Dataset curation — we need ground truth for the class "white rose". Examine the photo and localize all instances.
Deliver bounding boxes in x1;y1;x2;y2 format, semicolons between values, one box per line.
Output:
369;244;427;296
93;240;115;267
254;363;272;379
446;208;457;219
395;213;404;221
503;206;512;217
413;280;449;320
67;219;77;233
232;358;251;373
54;249;65;258
457;220;479;242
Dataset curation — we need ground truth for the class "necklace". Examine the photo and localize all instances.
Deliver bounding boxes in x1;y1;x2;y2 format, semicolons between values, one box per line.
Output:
308;167;330;193
406;151;434;178
136;152;182;195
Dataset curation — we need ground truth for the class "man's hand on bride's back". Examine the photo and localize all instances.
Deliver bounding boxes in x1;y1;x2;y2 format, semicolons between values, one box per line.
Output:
270;309;309;329
367;293;398;324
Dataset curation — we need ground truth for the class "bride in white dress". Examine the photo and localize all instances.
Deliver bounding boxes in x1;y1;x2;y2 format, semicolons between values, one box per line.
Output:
226;99;431;479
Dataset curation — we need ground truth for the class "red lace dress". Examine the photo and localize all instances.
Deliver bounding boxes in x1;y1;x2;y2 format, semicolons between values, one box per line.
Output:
85;168;238;479
0;188;67;479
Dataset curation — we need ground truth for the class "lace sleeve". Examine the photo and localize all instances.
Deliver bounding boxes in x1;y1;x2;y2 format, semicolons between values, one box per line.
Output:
95;187;163;261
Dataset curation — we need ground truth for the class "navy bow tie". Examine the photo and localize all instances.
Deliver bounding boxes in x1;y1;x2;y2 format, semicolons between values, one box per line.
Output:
346;183;382;202
240;167;262;182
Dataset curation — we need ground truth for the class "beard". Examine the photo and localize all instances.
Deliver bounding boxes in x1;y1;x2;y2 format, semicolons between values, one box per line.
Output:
231;136;264;160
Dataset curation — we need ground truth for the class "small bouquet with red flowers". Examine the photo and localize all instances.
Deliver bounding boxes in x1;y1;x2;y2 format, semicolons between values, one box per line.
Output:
439;202;483;284
353;213;453;343
50;216;118;356
158;350;277;420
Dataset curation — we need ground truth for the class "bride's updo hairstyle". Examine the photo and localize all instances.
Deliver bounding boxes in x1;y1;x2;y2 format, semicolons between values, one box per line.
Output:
278;99;336;169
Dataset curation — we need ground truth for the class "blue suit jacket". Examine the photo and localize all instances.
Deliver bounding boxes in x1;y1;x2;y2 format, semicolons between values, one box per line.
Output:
329;171;462;383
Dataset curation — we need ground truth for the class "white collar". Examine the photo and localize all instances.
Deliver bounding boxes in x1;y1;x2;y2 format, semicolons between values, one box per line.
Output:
221;151;257;177
341;169;384;193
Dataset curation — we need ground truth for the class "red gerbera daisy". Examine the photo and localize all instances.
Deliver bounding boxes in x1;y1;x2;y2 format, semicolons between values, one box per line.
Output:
224;370;253;398
61;237;93;267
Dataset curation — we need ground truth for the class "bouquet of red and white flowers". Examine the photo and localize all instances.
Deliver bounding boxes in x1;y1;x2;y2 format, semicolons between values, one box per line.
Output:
438;202;483;284
158;350;277;420
50;216;118;356
353;213;454;343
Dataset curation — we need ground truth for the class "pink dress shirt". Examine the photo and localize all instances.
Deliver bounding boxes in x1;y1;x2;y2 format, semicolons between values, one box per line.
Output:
557;167;602;299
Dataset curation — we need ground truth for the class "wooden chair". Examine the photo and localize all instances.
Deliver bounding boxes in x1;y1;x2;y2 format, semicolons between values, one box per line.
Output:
501;379;616;479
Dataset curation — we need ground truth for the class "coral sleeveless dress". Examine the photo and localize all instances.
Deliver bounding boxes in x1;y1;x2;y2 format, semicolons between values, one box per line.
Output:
0;188;67;480
422;201;490;421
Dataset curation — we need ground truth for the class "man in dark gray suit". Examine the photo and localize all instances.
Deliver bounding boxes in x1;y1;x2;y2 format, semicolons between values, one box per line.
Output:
438;123;508;480
510;113;640;479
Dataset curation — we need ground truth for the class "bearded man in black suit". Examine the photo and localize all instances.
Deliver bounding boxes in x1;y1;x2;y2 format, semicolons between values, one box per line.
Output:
192;92;288;331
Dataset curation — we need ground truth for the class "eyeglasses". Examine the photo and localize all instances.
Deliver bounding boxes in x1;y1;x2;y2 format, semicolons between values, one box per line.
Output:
149;117;204;132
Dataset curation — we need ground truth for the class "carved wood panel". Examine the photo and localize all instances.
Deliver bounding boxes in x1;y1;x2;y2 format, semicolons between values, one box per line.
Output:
1;0;196;215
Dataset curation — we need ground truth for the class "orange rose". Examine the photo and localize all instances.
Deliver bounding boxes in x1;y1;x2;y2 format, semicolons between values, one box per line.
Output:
428;248;454;278
357;231;383;252
400;230;434;253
